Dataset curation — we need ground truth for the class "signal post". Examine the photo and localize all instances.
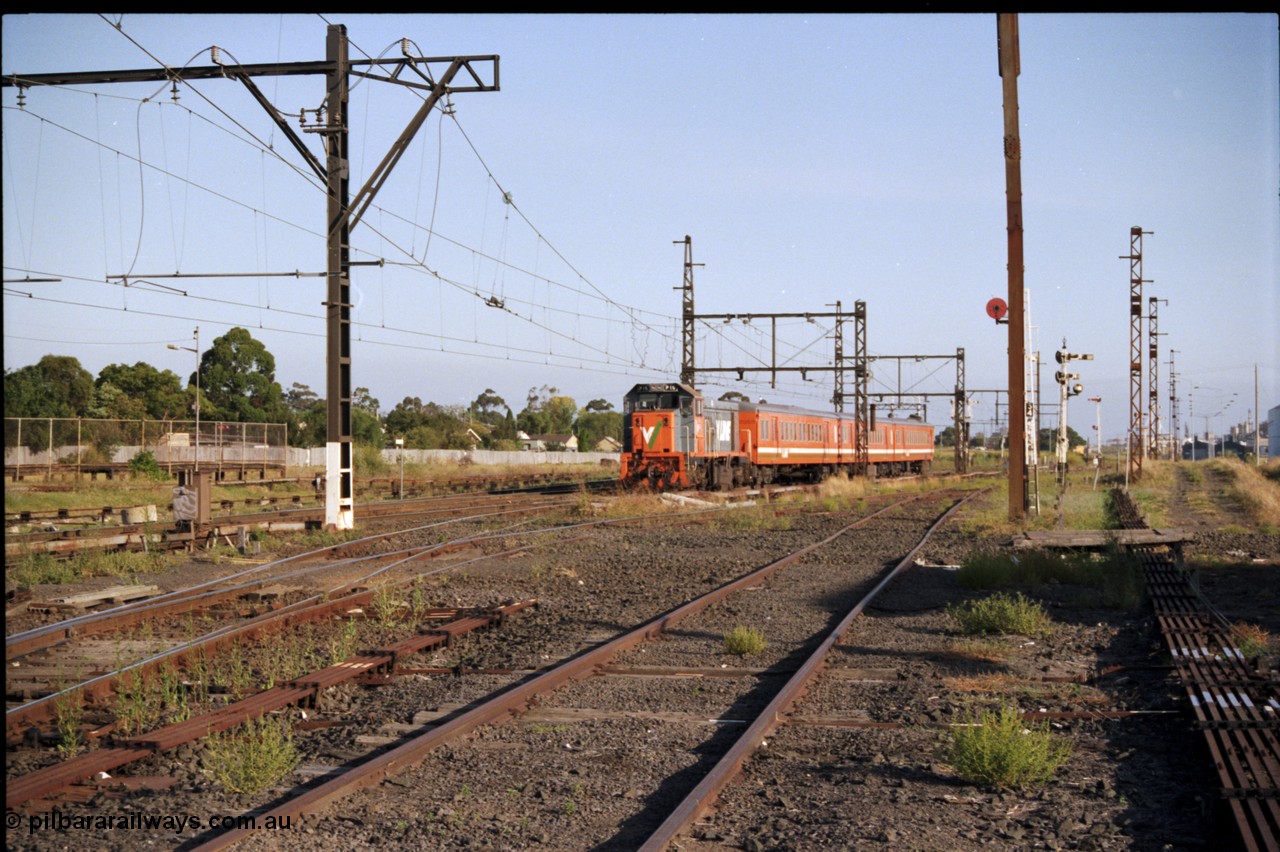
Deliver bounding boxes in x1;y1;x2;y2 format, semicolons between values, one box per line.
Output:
1055;340;1093;485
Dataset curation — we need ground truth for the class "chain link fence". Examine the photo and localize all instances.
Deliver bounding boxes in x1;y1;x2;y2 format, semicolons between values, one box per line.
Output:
4;418;287;478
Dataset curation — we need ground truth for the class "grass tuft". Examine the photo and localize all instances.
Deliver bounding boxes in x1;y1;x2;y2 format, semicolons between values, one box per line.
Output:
948;592;1054;637
203;715;299;795
1232;621;1272;660
723;625;768;656
944;704;1072;789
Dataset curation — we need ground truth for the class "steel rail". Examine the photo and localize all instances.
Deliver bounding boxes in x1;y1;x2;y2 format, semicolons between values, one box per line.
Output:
1112;489;1280;852
6;600;536;809
637;489;983;851
7;500;747;743
6;499;569;660
4;487;580;556
191;491;950;849
5;514;551;742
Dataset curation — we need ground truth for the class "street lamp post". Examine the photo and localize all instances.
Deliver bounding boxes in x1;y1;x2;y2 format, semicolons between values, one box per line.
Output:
395;437;404;498
168;326;200;467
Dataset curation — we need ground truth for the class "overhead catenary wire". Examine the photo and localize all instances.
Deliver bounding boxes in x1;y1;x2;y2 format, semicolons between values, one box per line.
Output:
4;20;855;408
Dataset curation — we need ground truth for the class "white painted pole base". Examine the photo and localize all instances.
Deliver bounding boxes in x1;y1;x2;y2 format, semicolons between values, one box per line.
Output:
325;441;354;531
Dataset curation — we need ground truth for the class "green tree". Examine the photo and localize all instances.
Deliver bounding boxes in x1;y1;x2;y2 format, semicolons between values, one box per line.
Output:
197;328;289;423
470;388;509;426
544;395;578;434
718;391;750;403
353;387;380;418
284;382;320;415
385;397;469;448
4;355;95;418
575;407;622;451
1037;427;1087;453
292;399;327;447
353;407;383;447
94;362;189;420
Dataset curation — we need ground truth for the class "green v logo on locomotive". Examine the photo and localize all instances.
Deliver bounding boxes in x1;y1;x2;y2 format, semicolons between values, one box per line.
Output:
641;422;663;449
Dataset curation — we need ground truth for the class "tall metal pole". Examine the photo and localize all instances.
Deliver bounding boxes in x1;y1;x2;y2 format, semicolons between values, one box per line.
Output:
676;235;698;387
955;347;967;474
324;25;355;531
1122;227;1152;483
1168;349;1179;461
1148;297;1165;458
168;327;200;468
998;14;1027;520
854;301;869;475
194;326;200;468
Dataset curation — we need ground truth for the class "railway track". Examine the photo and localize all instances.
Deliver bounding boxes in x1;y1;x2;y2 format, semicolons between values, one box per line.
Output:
5;484;965;845
5;489;602;743
176;489;978;848
4;477;618;558
1111;488;1280;852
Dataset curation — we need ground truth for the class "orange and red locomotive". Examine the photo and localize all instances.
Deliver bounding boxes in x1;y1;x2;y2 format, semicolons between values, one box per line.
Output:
621;382;934;490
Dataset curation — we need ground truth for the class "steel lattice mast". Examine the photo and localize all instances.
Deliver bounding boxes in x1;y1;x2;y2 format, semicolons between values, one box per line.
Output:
1122;227;1152;483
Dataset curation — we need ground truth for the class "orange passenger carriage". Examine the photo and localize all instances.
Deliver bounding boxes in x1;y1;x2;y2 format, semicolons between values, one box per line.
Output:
621;382;934;490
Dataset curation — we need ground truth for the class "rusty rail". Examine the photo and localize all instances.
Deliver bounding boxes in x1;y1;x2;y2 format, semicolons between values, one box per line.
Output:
192;491;959;849
5;600;535;810
637;489;983;850
1112;488;1280;852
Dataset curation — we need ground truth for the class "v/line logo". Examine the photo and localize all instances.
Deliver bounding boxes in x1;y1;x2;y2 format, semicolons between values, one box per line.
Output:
640;421;663;449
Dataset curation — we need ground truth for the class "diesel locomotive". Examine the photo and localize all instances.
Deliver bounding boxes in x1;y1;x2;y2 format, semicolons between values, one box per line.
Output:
620;382;934;490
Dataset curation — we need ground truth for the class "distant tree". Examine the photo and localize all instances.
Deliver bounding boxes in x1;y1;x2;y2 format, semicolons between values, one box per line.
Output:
935;426;956;447
385;397;470;448
4;355;95;418
575;407;623;450
718;391;750;403
198;328;289;423
94;362;188;420
544;395;578;434
516;385;554;436
353;387;380;418
353;407;384;447
470;389;509;426
1038;427;1087;452
292;399;327;447
584;398;614;413
284;382;320;415
87;382;146;421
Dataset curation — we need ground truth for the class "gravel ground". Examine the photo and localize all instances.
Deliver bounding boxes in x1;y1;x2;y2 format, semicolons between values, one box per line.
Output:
6;482;1278;852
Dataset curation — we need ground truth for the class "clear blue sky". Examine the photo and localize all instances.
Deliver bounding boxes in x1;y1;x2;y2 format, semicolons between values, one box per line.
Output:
4;13;1276;444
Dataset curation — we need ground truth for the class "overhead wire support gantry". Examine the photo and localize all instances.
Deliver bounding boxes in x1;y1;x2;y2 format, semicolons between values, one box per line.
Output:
672;239;873;472
3;24;499;530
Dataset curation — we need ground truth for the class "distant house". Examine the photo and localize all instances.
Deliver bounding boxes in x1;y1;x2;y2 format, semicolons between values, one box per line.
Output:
521;433;578;452
593;436;622;453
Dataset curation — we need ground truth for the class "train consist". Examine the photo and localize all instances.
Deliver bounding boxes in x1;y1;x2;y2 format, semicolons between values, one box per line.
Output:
621;382;934;490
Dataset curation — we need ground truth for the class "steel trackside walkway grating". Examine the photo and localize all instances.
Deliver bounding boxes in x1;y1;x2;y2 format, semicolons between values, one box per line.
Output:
1112;489;1280;852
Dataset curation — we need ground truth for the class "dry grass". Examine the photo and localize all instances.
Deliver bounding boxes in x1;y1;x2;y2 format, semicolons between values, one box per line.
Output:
940;637;1019;664
942;673;1110;705
817;472;867;502
1232;621;1273;659
1210;458;1280;532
